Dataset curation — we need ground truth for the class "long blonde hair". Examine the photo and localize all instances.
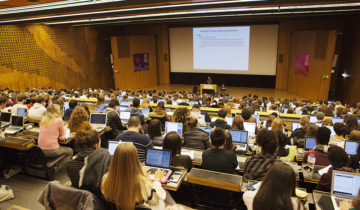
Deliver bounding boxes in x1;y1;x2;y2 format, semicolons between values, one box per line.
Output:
271;118;284;132
101;143;147;210
40;104;61;127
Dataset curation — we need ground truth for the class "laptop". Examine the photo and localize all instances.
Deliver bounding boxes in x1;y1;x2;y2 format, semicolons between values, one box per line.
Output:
108;141;133;156
326;126;336;137
253;112;260;122
244;122;256;136
5;115;24;134
332;118;344;124
199;126;211;136
165;121;183;136
201;114;206;121
292;123;300;131
141;108;149;119
330;170;360;210
145;149;172;184
225;116;233;126
229;130;248;151
0;112;11;128
89;113;107;131
310;116;317;124
284;108;288;114
120;101;129;107
345;141;360;155
120;111;131;124
305;137;316;151
17;108;27;118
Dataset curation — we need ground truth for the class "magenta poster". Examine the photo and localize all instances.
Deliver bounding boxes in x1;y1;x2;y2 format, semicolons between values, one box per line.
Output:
133;53;149;72
295;53;310;76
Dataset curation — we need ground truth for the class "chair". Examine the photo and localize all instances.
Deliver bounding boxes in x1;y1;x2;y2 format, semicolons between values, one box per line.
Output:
23;146;65;180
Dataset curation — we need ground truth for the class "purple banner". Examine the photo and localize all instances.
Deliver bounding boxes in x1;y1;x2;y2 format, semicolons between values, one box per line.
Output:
133;53;149;72
295;53;310;77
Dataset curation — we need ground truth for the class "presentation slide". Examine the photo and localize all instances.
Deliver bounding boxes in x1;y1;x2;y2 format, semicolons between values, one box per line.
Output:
169;25;278;75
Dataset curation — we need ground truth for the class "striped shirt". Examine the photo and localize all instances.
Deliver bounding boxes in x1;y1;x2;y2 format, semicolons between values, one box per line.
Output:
116;131;153;162
243;154;280;181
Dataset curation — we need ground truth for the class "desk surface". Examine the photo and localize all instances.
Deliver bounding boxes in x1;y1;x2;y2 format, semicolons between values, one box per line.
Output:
312;190;331;210
188;168;242;192
0;136;35;151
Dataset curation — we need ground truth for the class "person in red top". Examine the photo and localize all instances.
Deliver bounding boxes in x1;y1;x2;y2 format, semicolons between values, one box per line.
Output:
302;126;331;166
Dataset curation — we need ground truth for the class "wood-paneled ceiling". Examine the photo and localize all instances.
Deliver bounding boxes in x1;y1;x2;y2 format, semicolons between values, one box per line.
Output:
0;0;360;26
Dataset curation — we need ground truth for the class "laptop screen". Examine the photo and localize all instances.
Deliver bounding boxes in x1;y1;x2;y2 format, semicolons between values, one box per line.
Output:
165;122;183;135
244;122;256;134
120;101;129;107
332;171;360;197
345;141;359;155
17;108;27;117
326;126;336;137
305;137;316;150
332;118;344;124
292;123;300;131
89;113;107;124
145;149;171;168
201;114;205;121
225;117;233;126
11;116;23;126
253;112;260;122
310;116;317;124
229;130;248;143
0;112;11;122
141;108;149;118
108;141;133;156
199;126;211;136
120;112;131;120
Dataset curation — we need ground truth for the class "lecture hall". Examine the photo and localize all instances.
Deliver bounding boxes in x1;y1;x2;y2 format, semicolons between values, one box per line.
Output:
0;0;360;210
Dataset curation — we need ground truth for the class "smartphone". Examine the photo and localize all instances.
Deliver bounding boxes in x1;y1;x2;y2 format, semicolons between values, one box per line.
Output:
169;171;182;183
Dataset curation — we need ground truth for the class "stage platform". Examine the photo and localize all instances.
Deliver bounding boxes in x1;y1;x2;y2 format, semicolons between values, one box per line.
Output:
139;84;306;100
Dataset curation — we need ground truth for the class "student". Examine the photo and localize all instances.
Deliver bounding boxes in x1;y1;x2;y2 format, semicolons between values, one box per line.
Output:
305;124;319;137
140;98;151;109
28;95;47;120
10;93;27;116
317;146;355;192
148;119;164;146
67;106;91;133
63;100;77;121
349;130;360;170
66;130;110;195
163;131;193;172
231;116;245;130
0;96;8;112
210;109;230;129
329;122;347;147
116;116;153;162
173;107;190;126
224;130;235;151
316;111;325;123
38;104;74;169
243;128;280;181
302;126;331;166
126;98;145;123
101;143;169;210
153;101;170;121
202;128;238;174
345;115;360;136
190;104;206;126
243;162;304;210
183;117;210;150
290;116;310;139
271;118;290;157
103;99;124;139
94;95;107;112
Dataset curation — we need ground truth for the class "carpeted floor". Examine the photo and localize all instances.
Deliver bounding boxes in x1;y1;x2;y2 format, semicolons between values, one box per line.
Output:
0;168;69;210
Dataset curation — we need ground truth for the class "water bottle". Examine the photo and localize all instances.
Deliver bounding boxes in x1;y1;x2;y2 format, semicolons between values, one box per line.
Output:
307;150;316;173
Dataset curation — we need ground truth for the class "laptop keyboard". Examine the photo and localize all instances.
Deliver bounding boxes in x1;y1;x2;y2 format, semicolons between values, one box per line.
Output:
148;168;169;175
335;197;348;207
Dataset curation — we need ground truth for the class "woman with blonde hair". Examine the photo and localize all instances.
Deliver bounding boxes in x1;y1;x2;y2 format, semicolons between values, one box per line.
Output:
101;143;168;209
291;116;310;139
231;116;245;130
141;98;151;109
38;104;73;169
271;118;290;157
95;95;107;112
68;106;92;133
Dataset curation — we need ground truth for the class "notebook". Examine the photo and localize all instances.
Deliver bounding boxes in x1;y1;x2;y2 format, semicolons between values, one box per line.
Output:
305;137;316;151
89;113;107;131
119;111;131;124
145;149;172;184
0;112;11;128
225;116;233;126
199;126;211;136
17;108;27;117
5;115;24;134
345;141;359;155
331;171;360;210
165;121;183;136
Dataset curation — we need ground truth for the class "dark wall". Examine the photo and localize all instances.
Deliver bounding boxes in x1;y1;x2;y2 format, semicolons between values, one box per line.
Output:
170;73;276;88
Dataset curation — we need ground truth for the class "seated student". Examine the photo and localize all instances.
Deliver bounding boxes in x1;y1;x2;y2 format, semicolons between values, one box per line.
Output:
163;131;193;172
183;117;210;150
329;122;347;147
28;95;47;120
94;95;107;112
290;116;310;139
10;93;27;116
202;128;238;174
103;99;124;139
345;115;360;136
306;124;319;137
0;96;8;112
148;119;164;146
101;143;174;210
316;111;325;124
231;116;245;130
302;126;331;166
348;130;360;170
243;162;304;210
271;118;290;157
317;145;355;192
190;104;206;126
116;116;153;162
63;100;77;121
67;106;91;133
153;101;171;121
210;109;230;129
66;130;110;195
244;128;280;181
322;118;333;126
224;130;235;151
173;107;190;127
126;98;145;123
38;104;74;169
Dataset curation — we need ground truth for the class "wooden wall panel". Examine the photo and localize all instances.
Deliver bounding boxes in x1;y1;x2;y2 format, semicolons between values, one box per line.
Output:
0;24;113;90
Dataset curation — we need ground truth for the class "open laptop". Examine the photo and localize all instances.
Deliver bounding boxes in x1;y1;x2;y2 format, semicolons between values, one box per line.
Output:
243;122;256;136
165;121;183;136
305;137;316;151
120;100;129;107
89;113;107;131
199;126;211;136
326;126;336;137
330;170;360;210
332;117;344;124
119;111;131;124
0;112;11;128
310;116;317;124
108;141;133;156
141;108;149;119
345;141;360;155
229;130;248;151
5;115;24;134
145;149;172;184
17;108;27;120
292;122;301;131
225;116;233;126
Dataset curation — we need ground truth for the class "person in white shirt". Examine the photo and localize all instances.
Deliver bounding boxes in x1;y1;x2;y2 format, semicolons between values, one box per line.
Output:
11;93;28;116
0;96;8;112
243;162;304;210
28;96;47;120
190;104;206;126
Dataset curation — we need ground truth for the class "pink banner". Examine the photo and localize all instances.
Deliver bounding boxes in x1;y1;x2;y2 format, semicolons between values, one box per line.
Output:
295;53;310;76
